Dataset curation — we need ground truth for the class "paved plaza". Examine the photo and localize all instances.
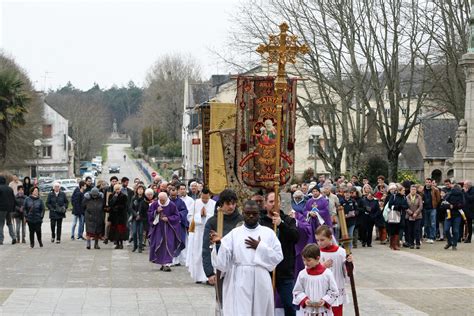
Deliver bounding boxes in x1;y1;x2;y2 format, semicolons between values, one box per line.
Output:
1;144;473;315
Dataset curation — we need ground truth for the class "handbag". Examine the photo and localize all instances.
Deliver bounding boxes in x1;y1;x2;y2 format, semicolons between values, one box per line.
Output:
56;205;66;214
387;207;401;224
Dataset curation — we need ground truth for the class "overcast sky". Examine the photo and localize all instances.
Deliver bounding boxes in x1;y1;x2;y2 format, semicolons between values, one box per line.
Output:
0;0;241;91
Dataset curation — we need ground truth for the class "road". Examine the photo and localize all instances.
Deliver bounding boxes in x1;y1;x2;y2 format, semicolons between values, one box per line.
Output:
1;143;473;315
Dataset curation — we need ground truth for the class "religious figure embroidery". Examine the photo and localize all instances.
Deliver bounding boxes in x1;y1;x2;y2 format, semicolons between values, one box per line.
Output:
258;119;277;145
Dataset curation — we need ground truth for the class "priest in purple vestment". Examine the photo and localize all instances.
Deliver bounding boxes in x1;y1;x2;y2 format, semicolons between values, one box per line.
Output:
294;187;333;275
148;192;183;271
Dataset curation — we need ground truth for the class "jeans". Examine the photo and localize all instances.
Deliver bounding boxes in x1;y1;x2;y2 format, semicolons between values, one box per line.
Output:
445;216;462;247
0;212;6;243
347;224;356;249
406;219;422;246
132;220;144;249
276;278;296;316
14;217;26;241
424;208;437;240
51;218;63;241
71;214;84;238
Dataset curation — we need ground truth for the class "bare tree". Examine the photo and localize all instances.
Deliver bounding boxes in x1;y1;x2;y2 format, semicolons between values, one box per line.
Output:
140;54;202;143
219;0;438;181
46;93;110;165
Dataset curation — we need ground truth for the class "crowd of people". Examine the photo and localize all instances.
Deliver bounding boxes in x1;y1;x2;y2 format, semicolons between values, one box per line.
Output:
0;171;472;316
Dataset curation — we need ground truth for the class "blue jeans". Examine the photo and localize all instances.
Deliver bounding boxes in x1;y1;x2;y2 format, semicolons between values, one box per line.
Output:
444;216;461;247
348;224;356;249
276;278;295;316
132;220;144;249
424;209;436;240
71;214;84;238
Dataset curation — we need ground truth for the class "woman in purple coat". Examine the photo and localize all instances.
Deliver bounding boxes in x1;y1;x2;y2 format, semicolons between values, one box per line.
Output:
148;192;183;271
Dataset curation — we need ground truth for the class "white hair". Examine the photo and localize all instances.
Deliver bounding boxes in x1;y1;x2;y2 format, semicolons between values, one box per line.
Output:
145;188;154;196
53;182;61;188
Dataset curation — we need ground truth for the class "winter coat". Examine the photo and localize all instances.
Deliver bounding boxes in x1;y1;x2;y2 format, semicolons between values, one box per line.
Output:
405;193;423;220
361;196;384;227
339;197;358;227
259;210;299;280
46;190;69;220
83;192;105;235
203;209;243;277
0;176;15;213
71;187;85;216
447;187;465;218
13;193;26;219
24;195;45;224
130;195;149;222
463;186;474;218
108;192;128;225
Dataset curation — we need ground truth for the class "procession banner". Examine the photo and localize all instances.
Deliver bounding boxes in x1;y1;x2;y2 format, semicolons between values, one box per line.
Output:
235;76;298;190
208;103;236;194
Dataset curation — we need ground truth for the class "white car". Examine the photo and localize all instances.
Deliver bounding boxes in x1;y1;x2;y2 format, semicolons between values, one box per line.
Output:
56;179;78;187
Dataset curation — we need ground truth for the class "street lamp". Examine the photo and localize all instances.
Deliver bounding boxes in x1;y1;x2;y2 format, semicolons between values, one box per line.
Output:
33;139;42;184
308;125;323;176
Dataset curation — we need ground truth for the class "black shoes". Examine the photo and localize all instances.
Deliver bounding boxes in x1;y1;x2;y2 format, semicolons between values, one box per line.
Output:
163;266;171;272
12;239;17;245
444;244;452;250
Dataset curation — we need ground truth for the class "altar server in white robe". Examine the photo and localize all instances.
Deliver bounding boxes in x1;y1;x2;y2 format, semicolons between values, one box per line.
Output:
188;188;215;282
180;183;195;268
293;243;339;316
212;200;283;316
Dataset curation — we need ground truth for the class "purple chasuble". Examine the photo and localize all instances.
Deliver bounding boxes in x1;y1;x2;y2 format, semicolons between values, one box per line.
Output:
294;196;332;275
148;199;183;265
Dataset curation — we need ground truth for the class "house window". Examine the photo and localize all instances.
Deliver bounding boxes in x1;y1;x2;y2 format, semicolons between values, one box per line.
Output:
43;124;52;138
42;146;52;158
309;138;315;155
401;108;407;115
384;108;391;116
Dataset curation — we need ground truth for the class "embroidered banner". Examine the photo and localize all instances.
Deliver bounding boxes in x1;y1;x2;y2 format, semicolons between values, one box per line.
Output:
235;76;298;190
208;103;236;194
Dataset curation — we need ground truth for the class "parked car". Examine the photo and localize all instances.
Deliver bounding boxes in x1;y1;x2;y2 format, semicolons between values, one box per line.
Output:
108;164;120;174
56;179;78;187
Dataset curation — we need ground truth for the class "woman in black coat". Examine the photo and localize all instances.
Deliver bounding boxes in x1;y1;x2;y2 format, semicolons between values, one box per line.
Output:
387;185;409;250
108;184;129;249
46;183;68;244
24;187;45;248
360;191;382;247
83;187;105;250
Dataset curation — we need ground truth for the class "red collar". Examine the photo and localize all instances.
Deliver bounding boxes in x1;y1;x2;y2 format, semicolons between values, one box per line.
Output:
320;244;339;253
306;263;326;275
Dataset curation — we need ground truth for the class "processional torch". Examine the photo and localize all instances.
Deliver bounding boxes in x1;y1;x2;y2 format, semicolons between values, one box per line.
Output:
337;205;360;316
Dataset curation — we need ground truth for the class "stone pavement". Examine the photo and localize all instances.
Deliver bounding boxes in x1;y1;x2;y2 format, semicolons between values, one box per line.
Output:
1;144;473;315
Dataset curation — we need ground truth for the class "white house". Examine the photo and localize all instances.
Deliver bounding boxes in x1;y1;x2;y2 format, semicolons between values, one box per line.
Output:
32;100;75;179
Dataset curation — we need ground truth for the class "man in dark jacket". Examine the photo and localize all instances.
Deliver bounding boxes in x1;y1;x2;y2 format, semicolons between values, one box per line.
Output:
259;191;299;316
423;178;441;243
71;180;87;240
0;176;16;245
202;189;243;311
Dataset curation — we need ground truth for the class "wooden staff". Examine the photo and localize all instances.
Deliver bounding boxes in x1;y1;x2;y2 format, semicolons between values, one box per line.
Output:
337;205;360;316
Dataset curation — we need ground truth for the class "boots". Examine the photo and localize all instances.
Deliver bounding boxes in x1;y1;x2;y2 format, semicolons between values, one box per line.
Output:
393;235;400;250
86;239;91;249
380;227;387;245
94;239;100;249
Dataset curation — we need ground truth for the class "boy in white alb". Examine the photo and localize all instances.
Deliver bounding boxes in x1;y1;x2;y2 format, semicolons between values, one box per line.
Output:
293;243;338;316
316;225;353;316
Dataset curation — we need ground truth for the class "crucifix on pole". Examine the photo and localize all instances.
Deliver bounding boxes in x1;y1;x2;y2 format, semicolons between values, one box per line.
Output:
256;22;308;289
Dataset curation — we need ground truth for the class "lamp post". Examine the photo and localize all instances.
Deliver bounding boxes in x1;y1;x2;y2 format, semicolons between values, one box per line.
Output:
33;139;42;185
308;125;323;176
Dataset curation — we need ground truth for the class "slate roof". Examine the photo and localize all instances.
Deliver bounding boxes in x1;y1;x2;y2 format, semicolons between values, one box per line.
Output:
399;143;424;171
420;119;457;158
